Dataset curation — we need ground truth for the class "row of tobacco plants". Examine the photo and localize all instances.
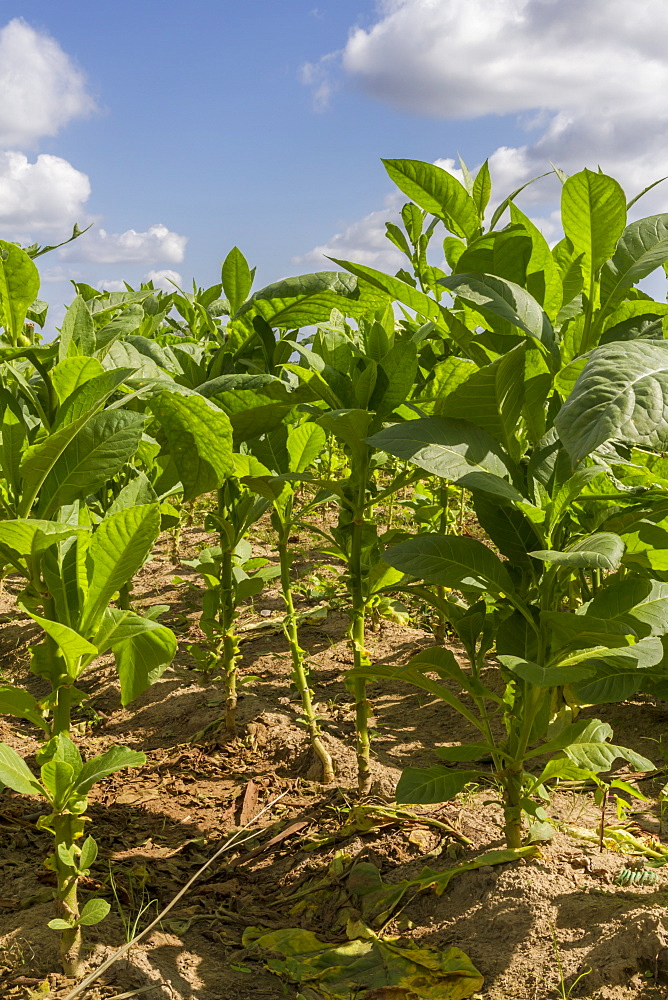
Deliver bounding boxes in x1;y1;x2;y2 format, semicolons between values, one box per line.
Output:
1;159;668;976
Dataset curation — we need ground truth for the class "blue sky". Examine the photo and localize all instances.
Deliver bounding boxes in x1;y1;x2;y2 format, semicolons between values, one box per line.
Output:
2;0;668;328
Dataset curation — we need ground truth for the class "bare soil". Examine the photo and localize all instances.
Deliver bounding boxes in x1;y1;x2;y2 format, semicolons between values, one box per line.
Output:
1;526;668;1000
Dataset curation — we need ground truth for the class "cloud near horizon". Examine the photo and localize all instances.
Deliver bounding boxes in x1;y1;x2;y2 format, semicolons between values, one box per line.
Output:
301;0;668;266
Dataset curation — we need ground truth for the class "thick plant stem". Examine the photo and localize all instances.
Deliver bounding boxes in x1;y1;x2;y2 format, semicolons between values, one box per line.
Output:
278;532;335;783
220;545;239;734
503;769;524;849
53;814;83;978
349;451;372;795
52;683;73;738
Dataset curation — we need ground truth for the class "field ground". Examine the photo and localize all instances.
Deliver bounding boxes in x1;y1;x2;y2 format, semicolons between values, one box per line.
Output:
1;526;668;1000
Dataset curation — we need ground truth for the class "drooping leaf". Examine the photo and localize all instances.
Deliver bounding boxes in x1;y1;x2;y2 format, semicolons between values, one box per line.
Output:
94;609;177;705
600;214;668;314
384;533;515;596
396;766;481;804
530;532;625;571
367;417;513;483
0;744;43;796
150;392;234;501
555;342;668;461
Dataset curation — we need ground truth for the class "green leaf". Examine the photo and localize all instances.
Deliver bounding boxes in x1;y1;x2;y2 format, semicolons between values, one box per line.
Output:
367;417;513;482
586;578;668;638
94;609;177;705
382;158;479;239
530;532;625;571
51;357;106;405
561;169;626;286
74;745;146;795
438;273;554;355
48;918;74;931
40;760;74;806
81;504;161;634
22;610;97;678
383;533;515;596
35;410;145;518
396;766;480;804
437;344;526;460
0;241;40;343
222;246;253;314
286;422;326;474
0;743;43;796
151;392;234;501
472;160;492;219
59;296;95;360
570;640;664;704
600;214;668;314
542;610;635;652
78;898;111;926
498;655;594;687
555;341;668;461
0;519;80;563
509;204;563;320
79;836;98;870
53;368;134;429
0;686;48;730
238;271;385;326
561;719;653;773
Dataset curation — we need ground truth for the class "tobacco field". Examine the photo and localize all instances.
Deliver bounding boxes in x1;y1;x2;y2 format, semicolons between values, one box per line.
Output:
2;159;668;999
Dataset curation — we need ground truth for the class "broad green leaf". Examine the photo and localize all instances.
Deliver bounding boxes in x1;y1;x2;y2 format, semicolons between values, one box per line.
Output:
542;610;634;652
74;745;146;795
396;766;480;804
382;158;479;239
51;357;106;405
81;505;161;634
0;743;43;796
600;214;668;314
498;655;594;687
621;518;668;572
367;416;513;482
438;273;555;355
0;391;26;498
40;760;74;806
238;271;387;326
37;410;145;517
586;579;668;638
370;340;418;416
78;898;111;926
150;392;234;501
0;519;80;562
0;241;40;343
561;169;626;286
59;295;95;360
286;422;326;474
0;686;48;730
530;532;624;571
79;836;98;869
383;533;515;596
473;492;542;568
106;472;156;515
53;368;134;429
509;203;563;320
561;719;653;773
555;342;668;461
437;344;526;460
571;639;664;704
454;228;532;286
94;609;177;705
22;610;97;678
222;246;252;314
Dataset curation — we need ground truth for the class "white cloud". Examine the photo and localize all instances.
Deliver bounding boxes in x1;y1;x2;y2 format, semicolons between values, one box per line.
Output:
0;151;91;233
60;224;188;265
144;268;183;291
294;191;405;271
300;0;668;266
0;18;95;147
95;279;127;293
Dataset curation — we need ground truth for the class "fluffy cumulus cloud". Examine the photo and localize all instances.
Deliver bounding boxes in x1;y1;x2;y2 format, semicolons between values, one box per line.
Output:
294;192;405;271
0;151;91;234
60;224;187;266
0;18;188;278
0;18;95;147
301;0;668;264
144;268;183;291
